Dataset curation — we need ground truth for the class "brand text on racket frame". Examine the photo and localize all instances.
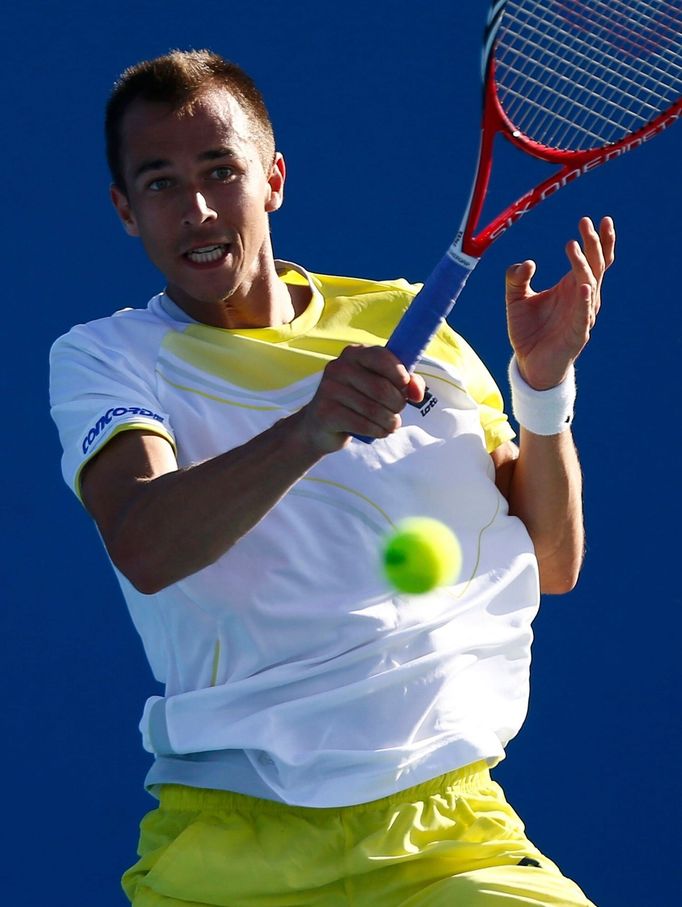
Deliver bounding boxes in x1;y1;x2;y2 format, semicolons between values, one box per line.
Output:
489;110;681;242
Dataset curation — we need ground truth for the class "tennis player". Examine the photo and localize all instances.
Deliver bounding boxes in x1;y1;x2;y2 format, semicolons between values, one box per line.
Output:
50;50;614;906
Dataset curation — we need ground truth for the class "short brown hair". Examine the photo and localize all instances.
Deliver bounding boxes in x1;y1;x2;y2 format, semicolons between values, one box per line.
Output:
105;49;276;190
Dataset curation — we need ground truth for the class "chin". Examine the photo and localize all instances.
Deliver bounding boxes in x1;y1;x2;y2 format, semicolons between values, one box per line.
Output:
169;279;237;308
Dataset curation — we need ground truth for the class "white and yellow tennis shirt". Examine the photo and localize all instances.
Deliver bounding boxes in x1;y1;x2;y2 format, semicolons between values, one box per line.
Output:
50;261;539;808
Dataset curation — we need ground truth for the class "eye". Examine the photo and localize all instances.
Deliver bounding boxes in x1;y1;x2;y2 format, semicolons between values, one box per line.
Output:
147;177;173;192
210;165;235;181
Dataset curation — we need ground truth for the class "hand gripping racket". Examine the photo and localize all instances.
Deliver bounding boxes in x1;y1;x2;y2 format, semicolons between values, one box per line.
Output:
358;0;682;440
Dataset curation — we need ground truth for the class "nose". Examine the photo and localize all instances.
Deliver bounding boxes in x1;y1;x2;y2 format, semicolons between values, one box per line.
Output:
181;191;218;227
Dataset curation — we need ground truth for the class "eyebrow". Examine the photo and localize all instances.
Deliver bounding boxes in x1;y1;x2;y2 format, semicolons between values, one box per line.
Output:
132;147;238;181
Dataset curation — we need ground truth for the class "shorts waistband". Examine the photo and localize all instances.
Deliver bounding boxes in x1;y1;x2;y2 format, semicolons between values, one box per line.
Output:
156;760;492;815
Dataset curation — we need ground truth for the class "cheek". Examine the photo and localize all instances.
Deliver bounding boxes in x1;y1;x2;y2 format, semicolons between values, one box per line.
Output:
242;194;272;231
135;208;172;252
135;222;174;269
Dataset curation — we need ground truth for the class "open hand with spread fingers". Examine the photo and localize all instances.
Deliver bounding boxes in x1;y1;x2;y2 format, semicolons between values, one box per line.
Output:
505;216;616;391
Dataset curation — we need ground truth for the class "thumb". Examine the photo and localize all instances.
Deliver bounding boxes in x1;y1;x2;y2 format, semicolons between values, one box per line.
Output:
505;259;536;303
405;372;426;404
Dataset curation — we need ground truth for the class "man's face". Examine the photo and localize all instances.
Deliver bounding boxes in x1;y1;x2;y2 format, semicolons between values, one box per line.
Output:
111;87;284;319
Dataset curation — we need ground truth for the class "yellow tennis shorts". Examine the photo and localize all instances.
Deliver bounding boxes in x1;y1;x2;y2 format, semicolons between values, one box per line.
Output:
122;761;596;906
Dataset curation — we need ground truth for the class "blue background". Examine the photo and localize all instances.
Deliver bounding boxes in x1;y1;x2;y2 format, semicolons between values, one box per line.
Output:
4;2;680;904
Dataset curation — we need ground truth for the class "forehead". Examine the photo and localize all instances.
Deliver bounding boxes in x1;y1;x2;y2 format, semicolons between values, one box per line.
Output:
119;87;256;172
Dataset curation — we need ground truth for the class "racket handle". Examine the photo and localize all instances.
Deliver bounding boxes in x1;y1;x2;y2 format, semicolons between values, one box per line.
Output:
353;249;477;444
387;250;476;370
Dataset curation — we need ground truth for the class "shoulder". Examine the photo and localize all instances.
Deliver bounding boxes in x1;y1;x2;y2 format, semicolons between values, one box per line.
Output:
300;268;419;341
309;271;420;300
50;295;173;364
300;264;490;370
309;271;419;315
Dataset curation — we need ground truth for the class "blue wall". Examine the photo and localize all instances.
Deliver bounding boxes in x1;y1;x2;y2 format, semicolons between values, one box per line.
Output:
4;2;680;904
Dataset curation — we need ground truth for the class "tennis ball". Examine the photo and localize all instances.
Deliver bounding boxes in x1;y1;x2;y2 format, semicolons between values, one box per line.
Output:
382;517;462;594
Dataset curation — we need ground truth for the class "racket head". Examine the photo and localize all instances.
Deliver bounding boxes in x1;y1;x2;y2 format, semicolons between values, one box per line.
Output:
461;0;682;256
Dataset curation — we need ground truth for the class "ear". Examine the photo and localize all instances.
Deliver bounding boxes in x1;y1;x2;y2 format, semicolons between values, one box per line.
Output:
265;153;286;213
110;184;140;237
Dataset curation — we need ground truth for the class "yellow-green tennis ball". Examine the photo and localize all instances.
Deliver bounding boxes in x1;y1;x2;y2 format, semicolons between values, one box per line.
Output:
382;518;462;594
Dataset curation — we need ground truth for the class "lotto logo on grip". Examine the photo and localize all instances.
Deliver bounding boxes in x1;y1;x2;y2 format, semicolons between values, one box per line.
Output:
82;407;165;453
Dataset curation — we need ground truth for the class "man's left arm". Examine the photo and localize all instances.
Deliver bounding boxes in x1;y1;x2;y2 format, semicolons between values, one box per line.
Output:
493;432;583;594
493;215;616;594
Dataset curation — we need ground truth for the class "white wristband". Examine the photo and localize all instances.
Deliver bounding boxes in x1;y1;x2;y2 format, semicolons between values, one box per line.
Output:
508;356;576;435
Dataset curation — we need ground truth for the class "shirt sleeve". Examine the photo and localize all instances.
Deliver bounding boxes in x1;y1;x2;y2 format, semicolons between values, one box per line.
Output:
49;323;176;500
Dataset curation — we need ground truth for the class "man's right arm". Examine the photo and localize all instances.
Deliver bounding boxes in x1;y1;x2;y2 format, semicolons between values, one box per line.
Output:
80;345;425;594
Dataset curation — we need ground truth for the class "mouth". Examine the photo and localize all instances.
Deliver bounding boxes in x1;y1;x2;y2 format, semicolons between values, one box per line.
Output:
184;243;230;265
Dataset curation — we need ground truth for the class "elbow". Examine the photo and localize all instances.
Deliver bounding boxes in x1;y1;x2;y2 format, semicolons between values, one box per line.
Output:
539;571;580;596
108;536;173;596
114;557;169;596
127;569;169;597
534;524;585;596
538;554;583;595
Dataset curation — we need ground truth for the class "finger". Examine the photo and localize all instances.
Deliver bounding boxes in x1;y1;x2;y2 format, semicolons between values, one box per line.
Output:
405;373;426;404
505;260;537;303
565;238;597;292
580;281;601;341
337;345;412;391
323;350;414;417
567;240;603;321
599;215;616;269
577;216;605;279
316;377;402;436
330;363;412;416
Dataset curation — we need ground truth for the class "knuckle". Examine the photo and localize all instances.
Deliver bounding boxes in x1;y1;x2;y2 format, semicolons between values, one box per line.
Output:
323;358;342;380
334;346;360;369
364;399;389;425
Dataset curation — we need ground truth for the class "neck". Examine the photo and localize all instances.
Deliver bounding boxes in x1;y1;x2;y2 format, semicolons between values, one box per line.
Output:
220;265;298;329
167;258;308;330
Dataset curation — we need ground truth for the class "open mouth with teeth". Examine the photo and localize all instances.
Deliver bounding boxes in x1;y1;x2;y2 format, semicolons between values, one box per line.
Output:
185;244;229;264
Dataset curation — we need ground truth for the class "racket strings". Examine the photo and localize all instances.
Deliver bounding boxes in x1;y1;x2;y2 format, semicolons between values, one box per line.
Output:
505;0;682;147
501;0;682;129
499;0;681;144
492;0;682;150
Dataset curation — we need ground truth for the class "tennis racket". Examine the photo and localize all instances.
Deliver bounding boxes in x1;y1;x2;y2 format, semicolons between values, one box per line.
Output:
371;0;682;406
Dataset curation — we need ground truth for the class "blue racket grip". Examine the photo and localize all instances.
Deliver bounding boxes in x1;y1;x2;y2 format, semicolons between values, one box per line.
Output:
353;251;476;443
386;251;474;369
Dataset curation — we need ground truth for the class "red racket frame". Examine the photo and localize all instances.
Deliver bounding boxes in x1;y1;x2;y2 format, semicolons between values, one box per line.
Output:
461;59;682;259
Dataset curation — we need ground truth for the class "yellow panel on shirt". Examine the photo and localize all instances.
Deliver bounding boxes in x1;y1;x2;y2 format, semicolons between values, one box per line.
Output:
161;263;513;454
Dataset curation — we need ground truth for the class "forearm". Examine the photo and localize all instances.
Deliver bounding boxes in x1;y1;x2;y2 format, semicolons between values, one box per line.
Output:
507;427;584;594
86;345;425;594
500;215;615;592
110;410;323;594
